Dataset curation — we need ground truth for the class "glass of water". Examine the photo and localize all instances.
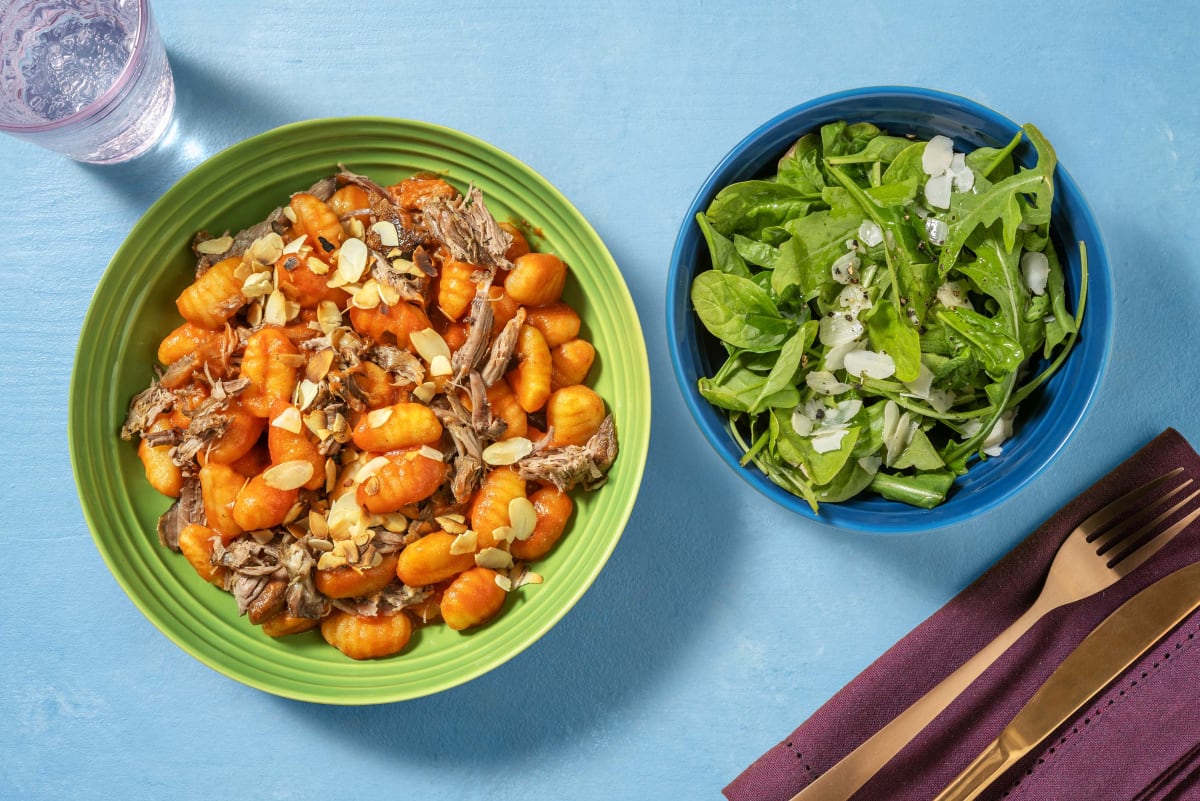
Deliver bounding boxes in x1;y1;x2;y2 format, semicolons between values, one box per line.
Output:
0;0;175;164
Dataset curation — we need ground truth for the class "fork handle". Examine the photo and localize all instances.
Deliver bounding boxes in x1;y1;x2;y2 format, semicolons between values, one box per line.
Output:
788;598;1053;801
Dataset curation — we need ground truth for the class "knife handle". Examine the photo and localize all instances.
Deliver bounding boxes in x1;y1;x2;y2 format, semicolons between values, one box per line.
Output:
930;738;1020;801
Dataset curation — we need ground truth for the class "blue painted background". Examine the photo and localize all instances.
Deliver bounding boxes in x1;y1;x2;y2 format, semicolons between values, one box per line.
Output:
2;2;1197;798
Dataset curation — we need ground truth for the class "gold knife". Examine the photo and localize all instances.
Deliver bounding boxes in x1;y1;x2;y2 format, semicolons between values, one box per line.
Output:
931;560;1200;801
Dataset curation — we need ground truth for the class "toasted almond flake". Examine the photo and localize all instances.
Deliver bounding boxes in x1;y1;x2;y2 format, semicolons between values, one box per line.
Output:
305;348;335;383
351;280;382;309
367;406;394;428
351;529;371;548
196;235;234;255
263;289;288;326
429;354;453;377
295;379;320;412
449;529;478;555
283;206;297;223
370;221;400;248
308;538;333;552
348;218;366;240
375;513;409;533
241;270;274;299
436;514;468;535
412;381;437;403
493;525;515;544
284;298;301;322
482;436;534;466
271;405;303;434
475;547;514;570
376;282;402;307
514;569;543;588
249;528;274;544
308;510;330;539
327;493;366;541
324;458;338;493
507;496;537;541
317;552;347;570
263;460;316;491
316;300;342;332
246;299;264;327
247;233;285;266
392;257;417;275
336;237;369;284
329;413;351;443
418;445;445;462
361;475;381;496
495;574;514;592
356;455;392;483
307;255;330;275
282;234;308;255
283;502;305;525
409;328;452;364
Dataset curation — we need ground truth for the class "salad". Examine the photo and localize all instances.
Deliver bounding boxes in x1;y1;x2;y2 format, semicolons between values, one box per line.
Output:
689;121;1086;510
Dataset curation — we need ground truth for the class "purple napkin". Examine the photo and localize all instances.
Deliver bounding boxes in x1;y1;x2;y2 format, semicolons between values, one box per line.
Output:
725;429;1200;801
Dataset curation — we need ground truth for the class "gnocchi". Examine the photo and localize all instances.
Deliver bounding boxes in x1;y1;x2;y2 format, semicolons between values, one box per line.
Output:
121;171;620;660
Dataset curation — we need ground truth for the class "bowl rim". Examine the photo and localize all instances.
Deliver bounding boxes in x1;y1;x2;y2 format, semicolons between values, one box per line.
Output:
69;115;651;702
666;85;1114;534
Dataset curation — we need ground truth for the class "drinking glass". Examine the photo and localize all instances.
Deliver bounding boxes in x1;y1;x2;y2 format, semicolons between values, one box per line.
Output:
0;0;175;164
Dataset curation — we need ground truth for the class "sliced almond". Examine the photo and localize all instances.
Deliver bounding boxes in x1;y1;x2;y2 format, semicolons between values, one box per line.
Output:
355;455;392;483
282;234;308;255
295;378;321;411
317;552;347;570
263;460;316;491
347;218;366;240
336;237;369;284
409;328;452;364
305;348;335;383
507;496;537;541
307;255;330;276
308;537;334;553
351;280;382;309
418;445;444;462
370;220;400;248
241;271;275;299
263;289;289;326
196;235;234;255
475;547;514;570
495;574;513;592
448;532;475;556
270;405;303;434
316;300;342;333
412;381;437;403
429;354;452;377
308;510;330;539
482;437;533;466
376;281;402;307
366;406;393;428
436;514;468;535
247;233;284;266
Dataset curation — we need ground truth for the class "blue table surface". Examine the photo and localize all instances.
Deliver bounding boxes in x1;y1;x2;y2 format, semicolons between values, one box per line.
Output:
2;2;1198;799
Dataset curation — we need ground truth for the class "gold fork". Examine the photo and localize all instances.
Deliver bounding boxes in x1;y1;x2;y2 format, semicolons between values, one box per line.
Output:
789;467;1200;801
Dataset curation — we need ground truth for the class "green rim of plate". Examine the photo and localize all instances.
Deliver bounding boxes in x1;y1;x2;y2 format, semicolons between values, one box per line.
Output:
68;117;650;704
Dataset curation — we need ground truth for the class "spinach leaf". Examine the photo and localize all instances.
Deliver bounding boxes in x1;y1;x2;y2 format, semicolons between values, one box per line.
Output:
749;322;817;413
867;301;922;382
691;270;794;351
696;213;750;277
707;180;813;239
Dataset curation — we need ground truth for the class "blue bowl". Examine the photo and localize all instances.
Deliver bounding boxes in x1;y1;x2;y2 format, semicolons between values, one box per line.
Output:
666;86;1113;533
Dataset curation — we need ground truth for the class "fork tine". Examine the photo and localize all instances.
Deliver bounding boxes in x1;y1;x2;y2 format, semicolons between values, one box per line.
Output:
1078;467;1185;542
1091;477;1194;554
1108;487;1200;573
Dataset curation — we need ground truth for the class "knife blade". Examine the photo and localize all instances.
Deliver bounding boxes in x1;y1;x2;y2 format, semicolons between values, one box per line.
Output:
930;560;1200;801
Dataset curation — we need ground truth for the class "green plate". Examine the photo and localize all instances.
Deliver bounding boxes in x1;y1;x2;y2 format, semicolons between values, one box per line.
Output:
69;118;650;704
